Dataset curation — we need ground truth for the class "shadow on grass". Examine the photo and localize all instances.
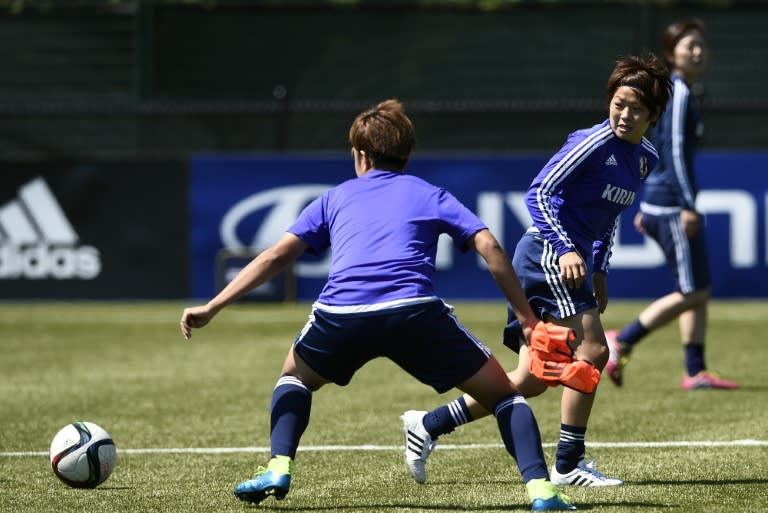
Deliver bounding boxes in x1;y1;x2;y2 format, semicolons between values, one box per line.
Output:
239;502;670;511
629;477;768;486
243;504;535;511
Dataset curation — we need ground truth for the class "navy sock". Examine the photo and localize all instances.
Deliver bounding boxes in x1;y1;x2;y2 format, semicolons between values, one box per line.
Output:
684;343;706;377
618;319;649;349
269;375;312;459
423;397;473;438
494;393;548;483
555;424;586;474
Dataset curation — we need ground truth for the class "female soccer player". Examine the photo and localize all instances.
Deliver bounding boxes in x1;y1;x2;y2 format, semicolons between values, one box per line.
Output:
401;54;671;488
180;100;575;511
605;19;739;391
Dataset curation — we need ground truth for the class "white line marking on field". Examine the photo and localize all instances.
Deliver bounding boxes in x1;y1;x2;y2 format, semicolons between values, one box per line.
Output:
3;439;766;457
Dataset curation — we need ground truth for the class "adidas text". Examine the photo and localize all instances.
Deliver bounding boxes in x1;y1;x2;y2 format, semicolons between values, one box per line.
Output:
0;244;101;279
1;177;103;280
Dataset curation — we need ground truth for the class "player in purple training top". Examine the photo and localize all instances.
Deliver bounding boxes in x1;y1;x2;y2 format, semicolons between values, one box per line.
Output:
401;55;671;488
180;99;575;511
605;19;739;391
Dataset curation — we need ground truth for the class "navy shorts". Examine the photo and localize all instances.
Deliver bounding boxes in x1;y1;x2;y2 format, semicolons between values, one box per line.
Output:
293;299;491;394
641;211;711;294
502;232;598;353
513;231;598;320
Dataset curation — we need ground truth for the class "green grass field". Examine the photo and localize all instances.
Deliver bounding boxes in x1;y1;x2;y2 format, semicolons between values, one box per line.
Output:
1;301;766;513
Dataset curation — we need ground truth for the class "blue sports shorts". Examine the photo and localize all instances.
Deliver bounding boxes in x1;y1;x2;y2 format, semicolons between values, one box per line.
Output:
501;232;598;353
640;211;711;294
293;299;491;393
513;231;598;320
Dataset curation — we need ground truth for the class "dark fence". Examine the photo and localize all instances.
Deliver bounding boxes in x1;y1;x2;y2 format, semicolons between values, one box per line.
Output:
1;1;767;159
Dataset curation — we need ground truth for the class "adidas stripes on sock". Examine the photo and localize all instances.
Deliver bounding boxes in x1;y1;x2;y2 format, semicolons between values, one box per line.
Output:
555;424;586;474
423;396;472;438
494;393;548;482
269;375;312;459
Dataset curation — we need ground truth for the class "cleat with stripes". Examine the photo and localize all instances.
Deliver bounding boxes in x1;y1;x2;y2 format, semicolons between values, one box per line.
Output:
550;457;623;487
400;410;436;483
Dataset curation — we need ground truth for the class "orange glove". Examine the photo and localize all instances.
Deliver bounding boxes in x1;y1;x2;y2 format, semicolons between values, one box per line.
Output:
528;322;576;363
529;359;569;388
527;322;601;394
557;360;601;394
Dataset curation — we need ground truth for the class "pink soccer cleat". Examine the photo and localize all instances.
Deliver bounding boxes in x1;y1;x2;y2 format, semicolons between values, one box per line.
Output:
681;371;739;390
604;330;627;387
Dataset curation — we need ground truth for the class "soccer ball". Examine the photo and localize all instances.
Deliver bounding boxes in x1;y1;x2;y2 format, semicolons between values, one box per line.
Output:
49;421;116;488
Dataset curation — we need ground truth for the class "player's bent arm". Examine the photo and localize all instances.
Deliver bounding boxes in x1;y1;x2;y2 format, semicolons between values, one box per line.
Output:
469;229;539;339
208;232;308;312
180;233;307;339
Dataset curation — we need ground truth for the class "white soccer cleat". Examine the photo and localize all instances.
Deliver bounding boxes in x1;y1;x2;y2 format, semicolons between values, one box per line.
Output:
400;410;436;484
550;457;623;487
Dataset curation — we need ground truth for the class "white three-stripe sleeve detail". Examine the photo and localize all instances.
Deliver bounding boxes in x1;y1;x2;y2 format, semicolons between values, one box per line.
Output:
536;126;613;249
671;82;696;207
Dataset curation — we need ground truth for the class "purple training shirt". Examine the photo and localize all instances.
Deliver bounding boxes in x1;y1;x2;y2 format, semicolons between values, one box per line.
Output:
289;169;487;306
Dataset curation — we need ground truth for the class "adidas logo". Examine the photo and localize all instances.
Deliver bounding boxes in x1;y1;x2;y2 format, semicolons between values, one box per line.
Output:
605;154;618;166
0;177;101;279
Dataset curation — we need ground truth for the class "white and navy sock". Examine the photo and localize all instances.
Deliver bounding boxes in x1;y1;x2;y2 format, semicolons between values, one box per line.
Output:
494;393;548;482
269;375;312;459
555;423;586;474
423;396;473;438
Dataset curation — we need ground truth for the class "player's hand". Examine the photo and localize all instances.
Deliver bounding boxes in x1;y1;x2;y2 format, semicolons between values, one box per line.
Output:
681;209;700;238
558;251;587;288
592;272;608;313
633;211;646;234
180;304;216;340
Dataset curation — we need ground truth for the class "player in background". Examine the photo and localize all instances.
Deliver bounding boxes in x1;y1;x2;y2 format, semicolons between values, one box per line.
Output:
180;100;576;511
400;55;671;488
605;19;739;391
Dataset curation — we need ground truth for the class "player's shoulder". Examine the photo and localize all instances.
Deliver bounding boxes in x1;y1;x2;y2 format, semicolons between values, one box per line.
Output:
396;172;447;196
671;73;690;89
640;136;659;159
566;120;615;147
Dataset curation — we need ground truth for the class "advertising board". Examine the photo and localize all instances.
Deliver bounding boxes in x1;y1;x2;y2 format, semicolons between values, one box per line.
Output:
190;153;768;300
1;162;188;299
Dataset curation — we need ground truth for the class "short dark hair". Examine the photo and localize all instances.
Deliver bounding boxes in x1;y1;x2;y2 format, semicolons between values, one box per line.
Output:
348;99;416;172
661;18;705;68
606;54;672;126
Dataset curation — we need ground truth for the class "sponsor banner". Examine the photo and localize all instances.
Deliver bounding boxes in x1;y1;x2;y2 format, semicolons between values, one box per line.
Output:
190;152;768;300
1;162;188;299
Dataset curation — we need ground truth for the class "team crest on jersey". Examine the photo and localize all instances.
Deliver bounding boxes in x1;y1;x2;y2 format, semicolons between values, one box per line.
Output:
639;156;649;179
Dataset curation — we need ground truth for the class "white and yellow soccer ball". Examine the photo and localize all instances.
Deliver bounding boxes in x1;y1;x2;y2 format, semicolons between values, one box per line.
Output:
49;421;116;488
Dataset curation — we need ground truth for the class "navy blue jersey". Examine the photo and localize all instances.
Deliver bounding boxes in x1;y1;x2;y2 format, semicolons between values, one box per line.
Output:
525;120;658;273
643;73;703;211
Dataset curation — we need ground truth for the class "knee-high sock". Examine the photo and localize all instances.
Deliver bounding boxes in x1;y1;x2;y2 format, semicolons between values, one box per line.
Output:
494;393;548;483
270;375;312;459
618;319;649;349
423;397;473;438
684;342;705;376
555;424;586;474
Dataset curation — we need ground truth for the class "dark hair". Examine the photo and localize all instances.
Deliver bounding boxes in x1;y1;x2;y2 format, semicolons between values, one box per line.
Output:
348;99;416;172
606;54;672;126
661;18;705;68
